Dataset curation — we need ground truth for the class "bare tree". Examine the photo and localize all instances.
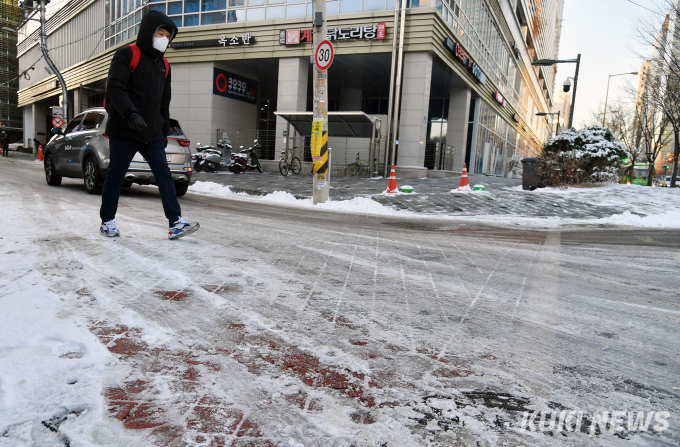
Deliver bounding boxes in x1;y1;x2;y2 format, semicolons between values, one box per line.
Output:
636;85;673;185
585;101;645;181
635;2;680;186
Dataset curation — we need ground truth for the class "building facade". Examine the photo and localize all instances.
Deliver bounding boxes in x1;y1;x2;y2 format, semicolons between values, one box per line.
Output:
18;0;563;177
1;0;22;142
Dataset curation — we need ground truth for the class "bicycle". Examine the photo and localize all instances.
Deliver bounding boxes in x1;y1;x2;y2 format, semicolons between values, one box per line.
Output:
345;152;370;177
279;147;301;176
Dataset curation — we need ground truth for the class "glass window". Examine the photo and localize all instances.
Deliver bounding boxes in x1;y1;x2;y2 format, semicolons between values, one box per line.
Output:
268;0;283;4
135;10;142;21
246;7;264;19
202;0;226;10
122;29;128;41
185;0;200;12
169;15;182;26
363;0;384;11
201;11;226;23
184;13;199;25
64;115;85;134
339;0;360;13
80;113;101;131
149;3;166;12
265;5;284;18
326;0;338;13
249;0;263;4
116;33;122;44
227;9;245;21
286;3;305;16
168;1;183;14
229;0;244;5
135;23;140;34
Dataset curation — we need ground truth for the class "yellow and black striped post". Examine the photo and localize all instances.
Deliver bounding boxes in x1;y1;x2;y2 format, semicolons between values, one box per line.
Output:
312;0;330;204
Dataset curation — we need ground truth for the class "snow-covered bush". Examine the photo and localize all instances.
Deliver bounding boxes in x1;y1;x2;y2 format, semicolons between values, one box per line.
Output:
540;126;628;185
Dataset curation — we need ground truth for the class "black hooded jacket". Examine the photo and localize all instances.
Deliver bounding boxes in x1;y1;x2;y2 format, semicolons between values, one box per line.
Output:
105;10;178;143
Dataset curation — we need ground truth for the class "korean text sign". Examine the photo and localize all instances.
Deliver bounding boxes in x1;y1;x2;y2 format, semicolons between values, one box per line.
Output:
213;68;257;104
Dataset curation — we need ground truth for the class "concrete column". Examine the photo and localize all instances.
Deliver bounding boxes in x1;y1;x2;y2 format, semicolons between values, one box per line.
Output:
23;106;33;148
447;87;471;173
339;88;362;111
73;86;89;115
275;58;308;154
396;52;432;178
32;102;47;146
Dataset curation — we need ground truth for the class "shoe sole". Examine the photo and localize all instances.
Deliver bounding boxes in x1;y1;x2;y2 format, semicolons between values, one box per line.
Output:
100;231;120;237
168;223;200;240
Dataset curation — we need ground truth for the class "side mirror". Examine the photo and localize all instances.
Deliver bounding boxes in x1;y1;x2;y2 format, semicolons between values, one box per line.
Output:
51;127;63;135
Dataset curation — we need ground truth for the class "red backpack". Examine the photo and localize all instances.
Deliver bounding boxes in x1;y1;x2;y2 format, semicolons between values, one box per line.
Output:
103;44;169;110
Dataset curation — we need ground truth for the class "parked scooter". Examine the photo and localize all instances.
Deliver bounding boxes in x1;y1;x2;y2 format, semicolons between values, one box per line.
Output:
192;139;232;173
228;139;262;174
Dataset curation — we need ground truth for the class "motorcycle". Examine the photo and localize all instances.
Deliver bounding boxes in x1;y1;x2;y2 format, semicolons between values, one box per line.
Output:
192;139;232;173
228;139;263;174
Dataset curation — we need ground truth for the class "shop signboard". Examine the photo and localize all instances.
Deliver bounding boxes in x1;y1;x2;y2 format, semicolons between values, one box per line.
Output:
443;37;487;85
493;90;507;107
213;68;257;104
169;33;255;49
279;24;386;45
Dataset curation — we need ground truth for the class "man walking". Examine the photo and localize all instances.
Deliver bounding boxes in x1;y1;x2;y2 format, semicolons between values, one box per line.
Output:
1;134;9;157
100;10;199;240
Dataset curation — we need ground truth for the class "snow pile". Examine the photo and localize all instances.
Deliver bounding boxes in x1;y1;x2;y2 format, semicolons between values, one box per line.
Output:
190;181;414;216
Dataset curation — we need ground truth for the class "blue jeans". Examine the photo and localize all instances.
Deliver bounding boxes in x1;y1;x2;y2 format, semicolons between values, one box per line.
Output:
100;137;181;226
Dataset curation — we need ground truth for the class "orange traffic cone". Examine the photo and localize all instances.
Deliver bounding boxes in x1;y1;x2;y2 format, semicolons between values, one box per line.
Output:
37;144;44;161
386;165;399;193
457;163;471;192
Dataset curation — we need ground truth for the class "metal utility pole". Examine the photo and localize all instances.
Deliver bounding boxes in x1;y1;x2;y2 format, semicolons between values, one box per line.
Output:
389;0;407;169
383;0;400;178
311;0;331;204
567;54;580;129
602;71;638;127
39;0;68;121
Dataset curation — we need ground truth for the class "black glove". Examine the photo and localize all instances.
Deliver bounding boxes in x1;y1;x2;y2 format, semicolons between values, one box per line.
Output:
127;113;147;132
163;137;168;148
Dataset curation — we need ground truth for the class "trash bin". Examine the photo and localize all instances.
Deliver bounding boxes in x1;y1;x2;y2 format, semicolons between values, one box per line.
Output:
521;158;540;190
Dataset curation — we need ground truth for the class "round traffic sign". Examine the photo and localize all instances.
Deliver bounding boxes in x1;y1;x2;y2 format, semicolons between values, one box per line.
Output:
315;40;334;72
52;117;63;128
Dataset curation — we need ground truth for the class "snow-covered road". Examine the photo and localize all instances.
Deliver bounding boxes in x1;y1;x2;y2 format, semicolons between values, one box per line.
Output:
1;158;679;446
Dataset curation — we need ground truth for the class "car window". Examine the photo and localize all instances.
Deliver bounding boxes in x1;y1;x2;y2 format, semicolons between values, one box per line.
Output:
168;119;185;137
64;114;85;134
80;112;103;131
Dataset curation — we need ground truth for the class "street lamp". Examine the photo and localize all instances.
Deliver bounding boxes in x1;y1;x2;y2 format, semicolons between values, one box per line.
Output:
536;111;561;140
532;55;581;129
602;71;638;127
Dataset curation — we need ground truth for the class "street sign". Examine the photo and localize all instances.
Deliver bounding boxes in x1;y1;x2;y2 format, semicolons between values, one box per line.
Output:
51;106;65;119
315;40;334;72
51;117;63;128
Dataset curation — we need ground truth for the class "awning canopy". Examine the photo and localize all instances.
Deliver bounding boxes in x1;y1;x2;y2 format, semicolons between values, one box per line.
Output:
274;111;379;138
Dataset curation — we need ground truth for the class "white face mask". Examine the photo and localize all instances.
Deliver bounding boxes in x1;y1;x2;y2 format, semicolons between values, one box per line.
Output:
152;36;169;52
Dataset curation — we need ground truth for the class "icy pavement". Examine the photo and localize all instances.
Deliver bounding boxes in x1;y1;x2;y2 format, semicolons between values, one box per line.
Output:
192;170;680;228
1;156;679;446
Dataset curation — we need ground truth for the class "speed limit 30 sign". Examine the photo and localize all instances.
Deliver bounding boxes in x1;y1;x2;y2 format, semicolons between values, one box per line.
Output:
315;40;334;72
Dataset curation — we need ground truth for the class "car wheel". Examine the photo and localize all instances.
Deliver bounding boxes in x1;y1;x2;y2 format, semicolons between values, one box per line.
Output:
83;157;103;195
175;181;189;197
45;153;62;186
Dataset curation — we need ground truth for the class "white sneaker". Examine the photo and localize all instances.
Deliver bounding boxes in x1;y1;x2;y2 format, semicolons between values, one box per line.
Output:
168;217;200;240
100;219;120;237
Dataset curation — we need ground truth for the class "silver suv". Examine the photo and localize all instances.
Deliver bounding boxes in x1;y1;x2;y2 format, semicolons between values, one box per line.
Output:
43;107;194;196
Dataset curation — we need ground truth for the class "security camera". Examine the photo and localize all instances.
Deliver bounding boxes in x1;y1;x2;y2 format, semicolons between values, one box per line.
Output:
563;78;572;93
